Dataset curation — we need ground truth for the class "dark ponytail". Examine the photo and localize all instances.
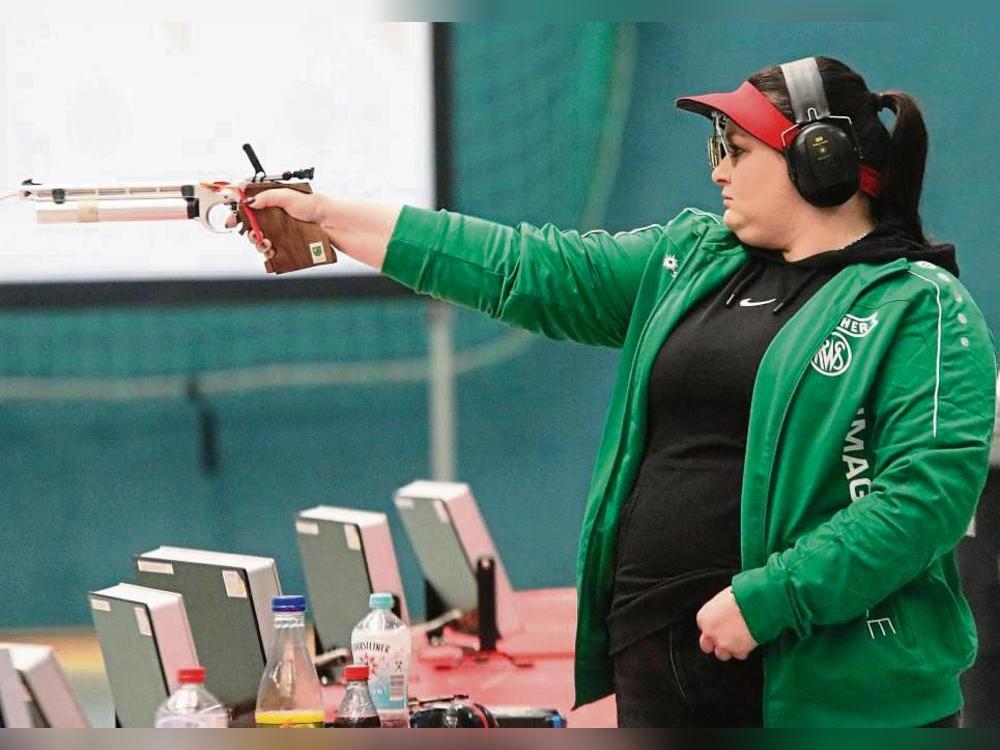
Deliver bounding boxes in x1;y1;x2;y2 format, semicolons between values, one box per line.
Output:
748;58;930;245
874;90;929;244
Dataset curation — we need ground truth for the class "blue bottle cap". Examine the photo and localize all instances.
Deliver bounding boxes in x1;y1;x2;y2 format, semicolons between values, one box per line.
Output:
272;595;306;612
369;592;394;610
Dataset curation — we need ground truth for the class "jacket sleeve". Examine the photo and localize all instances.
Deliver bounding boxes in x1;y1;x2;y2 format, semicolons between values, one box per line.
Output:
380;205;669;348
731;280;998;645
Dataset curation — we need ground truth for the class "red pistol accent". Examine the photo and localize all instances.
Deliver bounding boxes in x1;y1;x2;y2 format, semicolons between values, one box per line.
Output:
236;186;266;247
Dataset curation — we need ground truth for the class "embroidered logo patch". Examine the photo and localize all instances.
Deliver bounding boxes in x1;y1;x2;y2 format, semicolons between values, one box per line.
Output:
663;254;679;277
836;312;879;338
810;313;879;377
309;242;327;264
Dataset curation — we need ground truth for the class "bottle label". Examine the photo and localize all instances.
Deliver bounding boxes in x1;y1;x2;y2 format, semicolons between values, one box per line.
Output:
255;710;324;729
156;713;228;728
351;631;408;712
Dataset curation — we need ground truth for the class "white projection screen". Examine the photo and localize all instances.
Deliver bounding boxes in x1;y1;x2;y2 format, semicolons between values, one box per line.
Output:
0;19;435;295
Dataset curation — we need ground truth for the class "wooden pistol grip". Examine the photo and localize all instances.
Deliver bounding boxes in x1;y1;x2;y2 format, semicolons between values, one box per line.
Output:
238;182;336;275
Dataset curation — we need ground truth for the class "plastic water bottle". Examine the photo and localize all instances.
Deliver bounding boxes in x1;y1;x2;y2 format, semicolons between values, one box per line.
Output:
154;667;229;728
351;592;411;728
254;595;325;729
332;664;381;728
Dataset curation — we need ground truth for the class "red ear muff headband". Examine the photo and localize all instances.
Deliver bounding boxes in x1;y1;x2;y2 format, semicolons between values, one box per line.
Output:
676;81;881;199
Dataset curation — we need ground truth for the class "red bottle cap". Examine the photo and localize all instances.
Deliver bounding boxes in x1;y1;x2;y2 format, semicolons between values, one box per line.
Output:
344;665;370;682
178;667;206;684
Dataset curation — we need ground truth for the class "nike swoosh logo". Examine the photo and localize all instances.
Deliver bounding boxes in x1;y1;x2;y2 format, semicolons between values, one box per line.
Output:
739;298;778;307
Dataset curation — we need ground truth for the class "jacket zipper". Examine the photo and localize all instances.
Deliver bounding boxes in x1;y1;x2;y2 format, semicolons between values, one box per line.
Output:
580;231;741;602
750;259;912;568
579;235;706;591
746;261;907;728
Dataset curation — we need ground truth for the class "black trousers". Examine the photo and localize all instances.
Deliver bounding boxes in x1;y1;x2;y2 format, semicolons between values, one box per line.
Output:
612;613;962;728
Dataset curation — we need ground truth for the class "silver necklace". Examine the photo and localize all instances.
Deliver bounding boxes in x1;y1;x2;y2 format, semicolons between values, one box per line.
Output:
837;226;875;250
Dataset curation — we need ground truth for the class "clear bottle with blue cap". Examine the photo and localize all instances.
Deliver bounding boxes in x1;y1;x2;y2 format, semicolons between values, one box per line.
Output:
351;592;411;728
255;595;325;728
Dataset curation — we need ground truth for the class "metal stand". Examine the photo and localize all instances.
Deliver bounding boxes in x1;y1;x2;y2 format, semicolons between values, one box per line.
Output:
427;301;457;482
421;556;530;667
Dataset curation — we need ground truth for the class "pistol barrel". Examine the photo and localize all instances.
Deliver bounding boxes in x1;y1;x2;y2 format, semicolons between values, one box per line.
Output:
21;184;195;203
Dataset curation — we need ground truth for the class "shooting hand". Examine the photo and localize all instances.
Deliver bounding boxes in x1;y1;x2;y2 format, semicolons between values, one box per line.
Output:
244;187;326;224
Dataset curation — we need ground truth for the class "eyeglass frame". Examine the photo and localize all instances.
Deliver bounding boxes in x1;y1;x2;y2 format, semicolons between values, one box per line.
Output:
707;112;732;170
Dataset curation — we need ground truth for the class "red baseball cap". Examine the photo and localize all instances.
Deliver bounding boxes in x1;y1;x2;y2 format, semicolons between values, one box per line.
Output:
676;81;881;198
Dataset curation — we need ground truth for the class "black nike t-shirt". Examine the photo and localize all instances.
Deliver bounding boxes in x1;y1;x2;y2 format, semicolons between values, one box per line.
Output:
606;249;837;653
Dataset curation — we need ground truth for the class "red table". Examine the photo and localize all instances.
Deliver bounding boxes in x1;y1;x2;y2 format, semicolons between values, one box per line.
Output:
323;587;617;728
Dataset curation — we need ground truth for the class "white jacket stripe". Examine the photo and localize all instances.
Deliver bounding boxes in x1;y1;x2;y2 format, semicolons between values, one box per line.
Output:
906;270;943;438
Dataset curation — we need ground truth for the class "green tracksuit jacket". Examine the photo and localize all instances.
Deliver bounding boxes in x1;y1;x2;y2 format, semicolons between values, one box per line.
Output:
382;204;998;727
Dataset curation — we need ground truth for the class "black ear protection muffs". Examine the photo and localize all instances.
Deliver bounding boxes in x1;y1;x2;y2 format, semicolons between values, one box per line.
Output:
779;57;865;208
